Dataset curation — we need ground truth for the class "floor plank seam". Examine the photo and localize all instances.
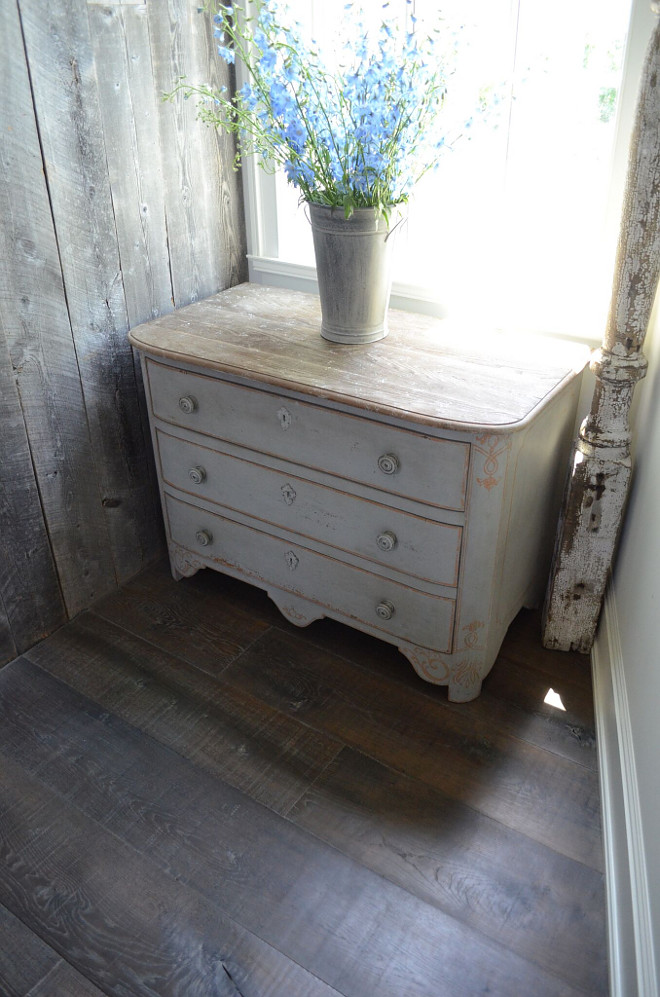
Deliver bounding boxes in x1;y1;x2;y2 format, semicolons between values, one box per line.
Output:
88;604;263;679
279;743;348;821
267;619;600;773
26;609;595;774
176;632;606;875
87;562;598;772
5;655;599;996
23;961;65;997
2;567;607;997
23;958;110;997
82;608;353;771
309;738;605;877
272;762;606;995
0;723;346;997
20;624;604;879
20;630;350;840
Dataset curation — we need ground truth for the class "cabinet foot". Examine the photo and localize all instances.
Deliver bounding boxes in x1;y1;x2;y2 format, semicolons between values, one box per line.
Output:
448;674;483;703
168;542;204;581
399;644;485;701
399;644;450;685
447;654;485;701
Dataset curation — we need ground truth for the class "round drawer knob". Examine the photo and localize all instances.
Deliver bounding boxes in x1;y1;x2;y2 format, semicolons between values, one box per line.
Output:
178;395;197;415
188;466;206;485
195;529;213;547
377;453;399;475
376;530;398;552
375;600;395;621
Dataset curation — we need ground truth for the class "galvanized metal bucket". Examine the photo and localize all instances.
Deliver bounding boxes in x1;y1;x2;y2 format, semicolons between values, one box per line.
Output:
308;202;404;345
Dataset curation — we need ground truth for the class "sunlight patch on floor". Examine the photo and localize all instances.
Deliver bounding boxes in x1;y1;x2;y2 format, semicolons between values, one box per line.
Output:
544;687;567;711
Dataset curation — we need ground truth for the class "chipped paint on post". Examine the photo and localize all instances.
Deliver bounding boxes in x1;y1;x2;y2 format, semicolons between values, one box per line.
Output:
543;12;660;652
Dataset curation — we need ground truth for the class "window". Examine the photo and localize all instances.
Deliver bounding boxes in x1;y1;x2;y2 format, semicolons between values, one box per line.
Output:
243;0;653;342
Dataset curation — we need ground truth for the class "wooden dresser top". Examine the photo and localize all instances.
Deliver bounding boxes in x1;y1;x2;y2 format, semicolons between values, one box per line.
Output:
128;282;591;433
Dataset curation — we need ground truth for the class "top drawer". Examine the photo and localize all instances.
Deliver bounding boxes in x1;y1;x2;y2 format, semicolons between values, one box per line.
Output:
145;359;469;511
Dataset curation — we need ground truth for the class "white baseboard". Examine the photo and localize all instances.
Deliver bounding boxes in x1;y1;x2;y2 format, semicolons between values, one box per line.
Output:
592;588;658;997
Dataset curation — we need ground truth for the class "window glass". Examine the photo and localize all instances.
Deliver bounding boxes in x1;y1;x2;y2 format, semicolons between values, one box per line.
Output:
265;0;633;337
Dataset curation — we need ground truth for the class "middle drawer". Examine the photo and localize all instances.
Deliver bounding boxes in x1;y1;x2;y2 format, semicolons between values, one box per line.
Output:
156;429;462;587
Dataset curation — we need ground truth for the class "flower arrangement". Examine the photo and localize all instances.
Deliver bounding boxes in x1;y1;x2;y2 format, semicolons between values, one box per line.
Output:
167;0;461;218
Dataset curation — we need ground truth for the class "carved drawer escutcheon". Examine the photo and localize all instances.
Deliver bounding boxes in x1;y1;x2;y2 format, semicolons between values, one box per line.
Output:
164;492;455;651
146;359;469;511
156;429;462;587
281;483;297;506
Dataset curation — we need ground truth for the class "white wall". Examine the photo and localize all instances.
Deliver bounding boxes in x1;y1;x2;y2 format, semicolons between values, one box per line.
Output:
598;298;660;995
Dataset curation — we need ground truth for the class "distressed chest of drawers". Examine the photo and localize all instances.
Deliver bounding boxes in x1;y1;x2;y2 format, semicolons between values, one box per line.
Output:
129;283;589;701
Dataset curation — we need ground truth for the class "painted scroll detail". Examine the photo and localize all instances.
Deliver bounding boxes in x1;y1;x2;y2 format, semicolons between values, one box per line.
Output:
401;645;450;685
451;658;483;693
462;619;485;650
473;434;511;491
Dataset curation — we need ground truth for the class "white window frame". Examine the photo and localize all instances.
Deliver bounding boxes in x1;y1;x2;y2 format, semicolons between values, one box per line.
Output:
240;0;657;343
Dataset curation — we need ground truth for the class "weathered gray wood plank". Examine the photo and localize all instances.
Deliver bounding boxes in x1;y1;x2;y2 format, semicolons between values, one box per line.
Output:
88;0;174;558
148;0;247;307
1;0;101;625
88;1;173;327
19;0;163;585
0;325;64;657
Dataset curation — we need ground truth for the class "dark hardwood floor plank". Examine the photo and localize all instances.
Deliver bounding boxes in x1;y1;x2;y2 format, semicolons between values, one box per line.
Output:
0;592;19;669
497;609;594;690
92;559;275;678
288;746;607;995
0;750;345;997
219;628;604;870
23;613;342;815
269;609;598;769
97;565;598;768
0;659;590;997
0;901;64;997
26;960;109;996
2;563;607;997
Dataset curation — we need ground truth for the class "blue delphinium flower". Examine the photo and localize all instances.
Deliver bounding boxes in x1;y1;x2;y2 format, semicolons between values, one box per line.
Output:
167;0;470;217
217;44;235;64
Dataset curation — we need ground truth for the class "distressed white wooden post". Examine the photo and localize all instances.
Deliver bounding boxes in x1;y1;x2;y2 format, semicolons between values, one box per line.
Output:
543;7;660;652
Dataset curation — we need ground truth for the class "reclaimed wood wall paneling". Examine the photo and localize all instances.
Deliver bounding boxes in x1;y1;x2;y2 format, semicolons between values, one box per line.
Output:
0;0;247;664
0;322;65;657
1;0;101;637
148;0;246;305
20;0;162;587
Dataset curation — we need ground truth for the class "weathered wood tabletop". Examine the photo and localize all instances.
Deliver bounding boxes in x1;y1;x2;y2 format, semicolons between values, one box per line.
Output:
129;283;591;433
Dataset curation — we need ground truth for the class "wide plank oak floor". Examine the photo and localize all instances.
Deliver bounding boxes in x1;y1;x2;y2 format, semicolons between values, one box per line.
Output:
0;559;607;996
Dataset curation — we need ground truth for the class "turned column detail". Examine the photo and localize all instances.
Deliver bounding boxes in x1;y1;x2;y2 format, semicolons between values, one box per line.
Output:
543;9;660;651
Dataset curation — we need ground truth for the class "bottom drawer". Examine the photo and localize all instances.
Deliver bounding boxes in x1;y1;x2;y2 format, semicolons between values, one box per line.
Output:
165;492;455;651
